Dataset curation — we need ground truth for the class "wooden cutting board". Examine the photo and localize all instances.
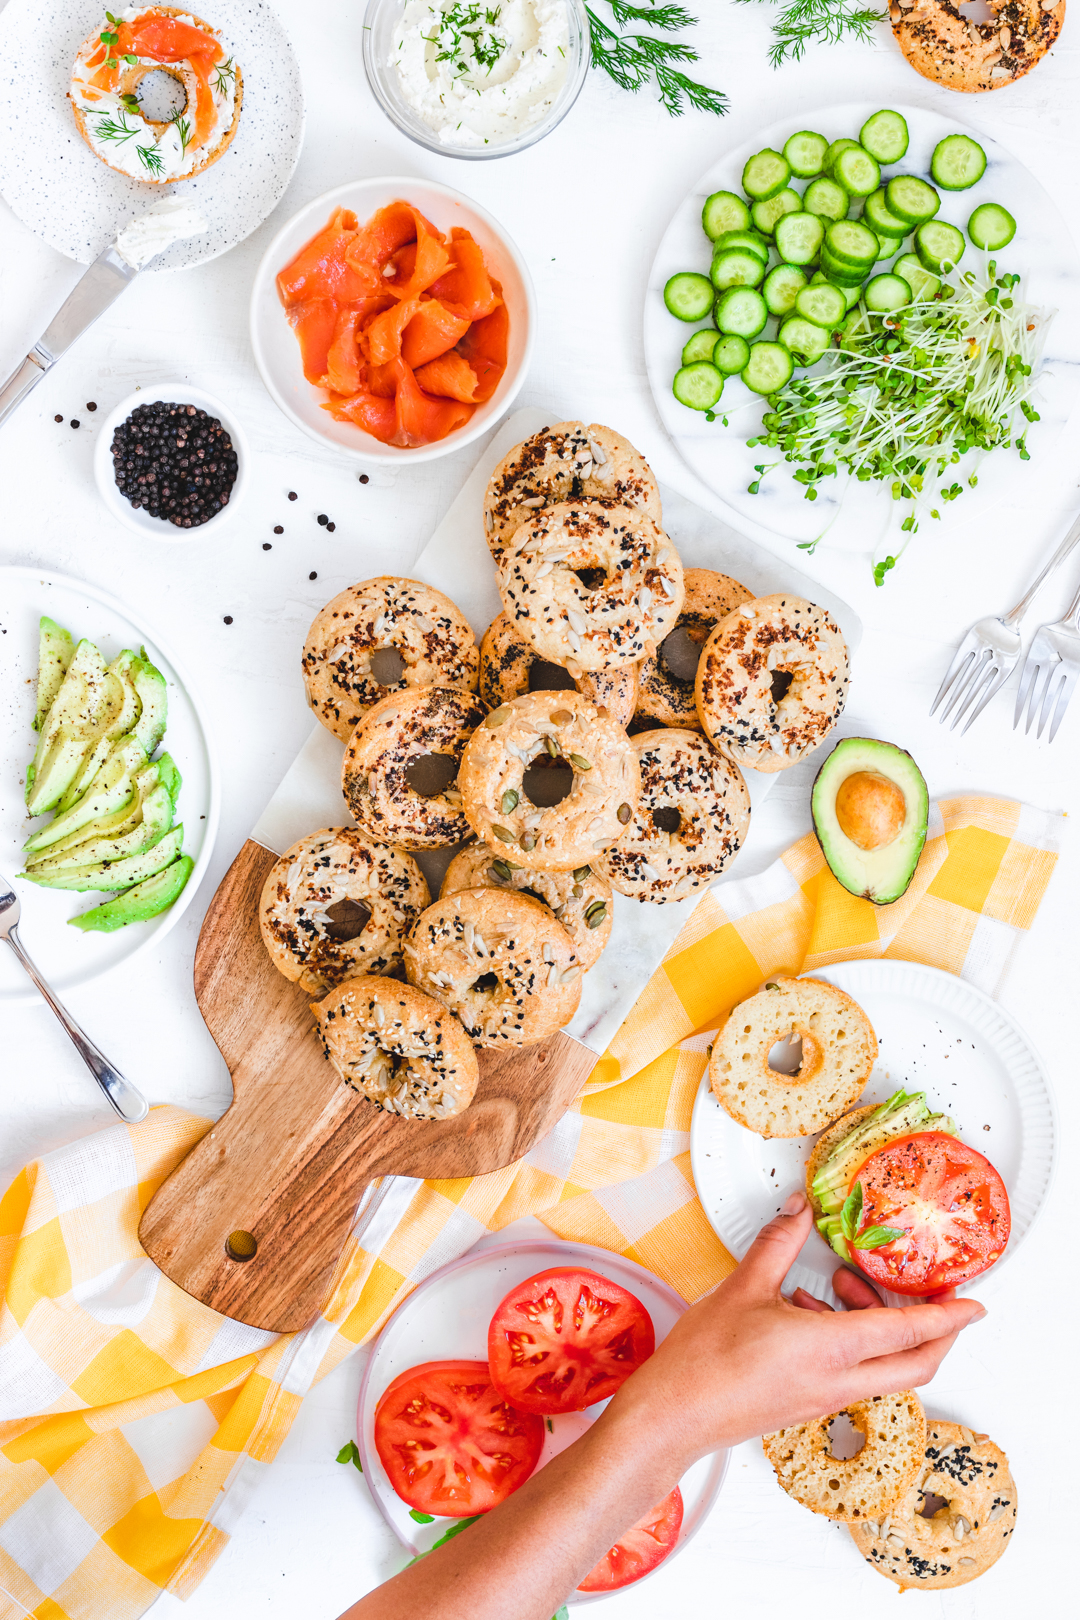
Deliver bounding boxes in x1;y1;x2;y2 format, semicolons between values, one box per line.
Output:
138;839;597;1333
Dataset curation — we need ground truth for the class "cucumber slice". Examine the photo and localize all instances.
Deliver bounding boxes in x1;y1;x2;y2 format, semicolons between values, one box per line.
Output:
783;130;828;179
751;188;802;236
710;247;766;291
812;270;862;310
824;218;879;268
713;229;770;264
774;211;825;266
795;281;847;329
863;187;910;240
819;248;868;288
778;317;831;365
967;202;1016;250
714;285;769;338
664;272;714;322
916;220;965;273
931;133;986;191
885;175;941;226
892;252;941;302
741;341;794;395
681;330;719;365
833;145;881;199
702;190;751;241
803;176;849;223
713;333;751;375
672;362;724;411
859;109;909;165
741;148;791;201
824;137;860;175
763;263;808;316
864;272;912;314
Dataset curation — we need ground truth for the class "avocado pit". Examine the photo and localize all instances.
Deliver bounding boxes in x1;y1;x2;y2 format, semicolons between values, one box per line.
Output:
835;770;906;852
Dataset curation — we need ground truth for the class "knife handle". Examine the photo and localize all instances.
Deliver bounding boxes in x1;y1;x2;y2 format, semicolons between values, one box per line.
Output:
0;349;51;431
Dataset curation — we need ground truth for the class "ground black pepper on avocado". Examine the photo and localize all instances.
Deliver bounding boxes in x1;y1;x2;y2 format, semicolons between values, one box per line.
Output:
110;400;238;528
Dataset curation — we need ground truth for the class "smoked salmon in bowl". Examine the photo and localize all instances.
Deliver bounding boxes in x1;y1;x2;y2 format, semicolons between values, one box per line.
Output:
249;178;535;463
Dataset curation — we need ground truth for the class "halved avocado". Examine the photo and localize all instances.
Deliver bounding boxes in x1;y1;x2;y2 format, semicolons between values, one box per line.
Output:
811;738;928;905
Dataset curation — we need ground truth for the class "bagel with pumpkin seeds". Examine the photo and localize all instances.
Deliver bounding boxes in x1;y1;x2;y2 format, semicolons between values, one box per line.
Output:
479;611;637;729
440;842;613;968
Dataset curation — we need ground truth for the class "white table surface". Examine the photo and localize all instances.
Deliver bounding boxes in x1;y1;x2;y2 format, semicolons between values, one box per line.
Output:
1;6;1077;1617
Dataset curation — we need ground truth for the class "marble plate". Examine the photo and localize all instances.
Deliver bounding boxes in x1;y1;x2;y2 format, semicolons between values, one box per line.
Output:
644;102;1080;553
689;961;1057;1308
0;566;220;1003
355;1237;729;1603
0;0;305;269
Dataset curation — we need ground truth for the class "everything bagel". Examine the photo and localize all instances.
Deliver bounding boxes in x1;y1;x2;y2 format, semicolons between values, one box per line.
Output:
637;568;753;728
312;975;478;1120
891;0;1064;93
341;684;486;849
440;842;613;969
479;611;638;729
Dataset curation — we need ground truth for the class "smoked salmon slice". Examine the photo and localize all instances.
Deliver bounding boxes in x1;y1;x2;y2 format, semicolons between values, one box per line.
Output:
401;301;472;369
276;209;369;305
413;352;481;404
430;229;501;322
457;301;509;403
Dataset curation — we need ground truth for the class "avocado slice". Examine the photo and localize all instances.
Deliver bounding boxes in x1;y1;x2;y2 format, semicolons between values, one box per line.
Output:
54;650;142;813
25;640;110;816
811;738;929;905
25;783;174;873
33;617;75;732
132;652;168;757
23;738;149;853
19;823;184;893
154;752;182;810
69;855;194;932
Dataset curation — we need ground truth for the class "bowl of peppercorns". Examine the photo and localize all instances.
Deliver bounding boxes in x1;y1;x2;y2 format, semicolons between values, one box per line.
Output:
94;384;250;539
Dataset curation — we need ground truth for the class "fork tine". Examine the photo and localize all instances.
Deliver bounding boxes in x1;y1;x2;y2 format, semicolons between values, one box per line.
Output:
1036;665;1066;741
1023;662;1050;736
940;648;989;725
1012;655;1040;731
960;663;1012;735
949;659;997;731
1048;668;1078;743
930;645;976;718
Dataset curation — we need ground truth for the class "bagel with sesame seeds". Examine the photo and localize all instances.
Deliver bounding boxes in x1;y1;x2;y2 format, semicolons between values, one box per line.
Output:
637;568;753;729
312;975;478;1120
341;683;486;849
478;611;638;729
891;0;1064;94
763;1391;927;1523
440;843;613;969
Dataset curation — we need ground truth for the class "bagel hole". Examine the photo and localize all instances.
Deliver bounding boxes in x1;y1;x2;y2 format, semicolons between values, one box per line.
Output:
957;0;996;19
770;669;795;706
405;754;459;798
652;806;682;835
225;1229;258;1262
768;1030;804;1075
522;755;573;808
528;658;576;694
826;1413;866;1461
574;566;607;593
917;1491;949;1519
627;714;667;737
660;627;703;685
370;646;407;685
470;971;499;996
134;67;188;123
323;897;372;942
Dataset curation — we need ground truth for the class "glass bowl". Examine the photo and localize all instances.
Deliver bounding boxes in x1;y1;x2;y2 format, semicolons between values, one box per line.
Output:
362;0;591;160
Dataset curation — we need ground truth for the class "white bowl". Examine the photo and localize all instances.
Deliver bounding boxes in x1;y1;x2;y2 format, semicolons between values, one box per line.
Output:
249;177;536;464
92;383;250;541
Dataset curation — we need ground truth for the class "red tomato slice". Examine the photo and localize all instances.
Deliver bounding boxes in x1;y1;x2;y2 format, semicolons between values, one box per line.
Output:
487;1267;655;1415
373;1359;543;1517
850;1131;1011;1295
578;1487;683;1592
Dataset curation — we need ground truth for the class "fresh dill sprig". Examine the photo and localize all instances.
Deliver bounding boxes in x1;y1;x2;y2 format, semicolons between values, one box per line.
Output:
137;143;165;176
171;112;192;158
736;0;885;68
212;55;236;96
586;4;727;117
91;109;140;144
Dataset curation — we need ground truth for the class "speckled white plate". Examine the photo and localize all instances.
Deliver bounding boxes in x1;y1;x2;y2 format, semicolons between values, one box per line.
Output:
689;961;1056;1307
0;0;304;269
645;102;1080;552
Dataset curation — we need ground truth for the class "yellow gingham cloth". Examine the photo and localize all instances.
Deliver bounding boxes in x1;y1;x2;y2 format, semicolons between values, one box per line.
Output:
0;796;1060;1620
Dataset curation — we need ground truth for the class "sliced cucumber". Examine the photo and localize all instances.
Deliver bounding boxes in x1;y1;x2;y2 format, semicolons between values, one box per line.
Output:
892;251;941;302
672;362;724;411
783;129;828;179
681;330;719;365
833;145;881;199
702;190;751;241
713;228;771;264
664;272;713;322
968;202;1016;250
763;262;808;316
864;272;912;314
710;247;766;290
742;148;791;201
859;109;909;166
824;137;860;175
795;281;847;329
803;176;849;223
812;270;862;310
751;188;802;235
714;285;769;338
778;316;831;365
824;218;879;269
773;211;825;266
712;333;751;375
885;174;941;226
916;219;966;273
863;187;910;240
819;248;868;288
742;341;794;395
931;133;986;191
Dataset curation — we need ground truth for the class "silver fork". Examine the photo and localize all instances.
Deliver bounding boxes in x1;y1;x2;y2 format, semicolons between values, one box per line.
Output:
0;875;148;1123
1013;572;1080;741
930;512;1080;734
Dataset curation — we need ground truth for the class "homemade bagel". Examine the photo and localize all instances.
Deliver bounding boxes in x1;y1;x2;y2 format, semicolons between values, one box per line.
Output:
341;684;486;849
479;611;637;729
637;569;752;728
484;421;662;566
708;976;877;1138
498;501;684;674
259;828;430;994
850;1420;1017;1590
891;0;1064;94
596;729;750;903
440;843;613;969
695;595;849;773
763;1391;927;1523
805;1103;878;1217
303;578;479;742
312;975;478;1120
405;888;582;1047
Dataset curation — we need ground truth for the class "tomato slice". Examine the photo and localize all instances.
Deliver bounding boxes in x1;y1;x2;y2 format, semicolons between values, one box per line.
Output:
578;1487;683;1592
487;1267;655;1415
373;1359;543;1516
850;1131;1011;1295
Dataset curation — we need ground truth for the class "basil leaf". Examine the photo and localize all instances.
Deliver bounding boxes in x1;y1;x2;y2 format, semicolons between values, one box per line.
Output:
410;1509;435;1524
840;1183;862;1242
335;1439;363;1472
853;1225;906;1251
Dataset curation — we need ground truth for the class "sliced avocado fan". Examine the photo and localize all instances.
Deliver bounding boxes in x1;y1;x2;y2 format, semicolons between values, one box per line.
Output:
33;617;74;732
811;737;929;906
69;856;194;933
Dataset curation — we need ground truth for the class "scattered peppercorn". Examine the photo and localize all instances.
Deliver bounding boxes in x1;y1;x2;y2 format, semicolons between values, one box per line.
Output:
309;571;318;580
223;615;233;624
317;513;328;525
86;401;97;412
273;525;284;534
326;522;336;532
288;490;297;501
54;414;63;423
70;419;80;429
358;474;369;484
110;400;238;528
262;542;272;551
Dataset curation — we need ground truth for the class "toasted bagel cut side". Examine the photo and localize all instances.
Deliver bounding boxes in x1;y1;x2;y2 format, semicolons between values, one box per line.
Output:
891;0;1064;94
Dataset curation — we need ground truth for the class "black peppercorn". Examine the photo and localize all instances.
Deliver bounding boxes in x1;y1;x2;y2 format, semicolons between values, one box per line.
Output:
70;419;80;429
309;571;317;580
288;490;297;501
54;414;63;423
109;400;238;528
263;543;272;551
358;474;369;484
86;402;97;411
223;615;233;624
326;522;336;533
273;525;283;535
317;514;328;526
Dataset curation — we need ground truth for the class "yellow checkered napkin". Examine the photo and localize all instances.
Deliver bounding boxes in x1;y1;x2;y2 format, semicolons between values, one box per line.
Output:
0;796;1059;1619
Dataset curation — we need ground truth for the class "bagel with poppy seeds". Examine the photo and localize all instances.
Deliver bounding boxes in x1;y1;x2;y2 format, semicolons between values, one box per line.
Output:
636;568;752;729
478;611;637;729
763;1391;927;1522
891;0;1064;95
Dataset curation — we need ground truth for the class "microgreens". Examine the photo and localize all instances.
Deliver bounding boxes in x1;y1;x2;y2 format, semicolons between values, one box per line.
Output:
586;4;727;116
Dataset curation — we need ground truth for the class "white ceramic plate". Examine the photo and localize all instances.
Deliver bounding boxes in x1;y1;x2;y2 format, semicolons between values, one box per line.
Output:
644;102;1080;552
0;0;304;269
355;1238;728;1603
0;566;219;1003
249;178;536;464
690;961;1056;1307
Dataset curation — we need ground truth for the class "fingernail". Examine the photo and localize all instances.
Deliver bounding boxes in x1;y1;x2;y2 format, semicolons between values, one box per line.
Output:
967;1303;988;1322
782;1190;807;1216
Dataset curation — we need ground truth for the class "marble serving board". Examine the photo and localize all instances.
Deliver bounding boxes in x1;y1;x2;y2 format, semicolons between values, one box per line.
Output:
252;407;861;1058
